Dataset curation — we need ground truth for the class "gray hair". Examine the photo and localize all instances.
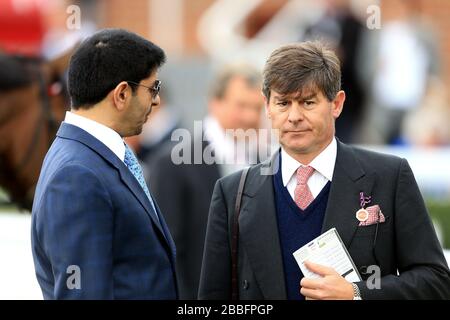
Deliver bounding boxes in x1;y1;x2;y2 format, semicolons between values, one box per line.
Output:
209;63;262;99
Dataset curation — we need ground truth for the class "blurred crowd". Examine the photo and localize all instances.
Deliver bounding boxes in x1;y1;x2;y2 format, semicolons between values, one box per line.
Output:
1;0;449;147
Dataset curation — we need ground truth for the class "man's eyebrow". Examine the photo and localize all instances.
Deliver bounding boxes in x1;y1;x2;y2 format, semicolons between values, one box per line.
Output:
273;95;287;101
274;93;318;101
297;93;318;101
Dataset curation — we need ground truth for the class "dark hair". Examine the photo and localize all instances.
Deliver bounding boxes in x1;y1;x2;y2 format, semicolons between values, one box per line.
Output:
68;28;166;109
262;41;341;101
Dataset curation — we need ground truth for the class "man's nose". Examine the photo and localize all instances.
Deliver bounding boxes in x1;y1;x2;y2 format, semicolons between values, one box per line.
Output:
152;94;161;107
287;103;304;123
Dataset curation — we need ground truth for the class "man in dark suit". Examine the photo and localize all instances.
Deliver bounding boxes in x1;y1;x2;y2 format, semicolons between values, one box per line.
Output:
31;29;177;299
150;63;265;299
199;41;450;300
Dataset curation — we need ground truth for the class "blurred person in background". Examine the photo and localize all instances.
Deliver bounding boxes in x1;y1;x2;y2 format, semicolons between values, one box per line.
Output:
302;0;367;144
0;0;96;59
402;78;450;146
149;63;265;299
362;0;441;145
0;0;47;56
40;0;97;59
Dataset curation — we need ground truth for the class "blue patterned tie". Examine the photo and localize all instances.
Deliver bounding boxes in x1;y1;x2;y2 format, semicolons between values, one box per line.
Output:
124;144;159;222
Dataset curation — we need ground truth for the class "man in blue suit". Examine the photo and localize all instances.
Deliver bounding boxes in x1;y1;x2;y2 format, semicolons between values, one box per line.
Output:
31;28;177;299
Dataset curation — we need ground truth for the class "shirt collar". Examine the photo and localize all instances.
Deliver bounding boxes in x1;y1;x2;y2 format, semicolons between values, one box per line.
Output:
203;116;235;161
64;111;126;161
281;137;337;186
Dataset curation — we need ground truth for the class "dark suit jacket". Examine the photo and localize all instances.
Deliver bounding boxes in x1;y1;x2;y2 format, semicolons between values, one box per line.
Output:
149;138;221;299
199;141;450;299
31;123;178;299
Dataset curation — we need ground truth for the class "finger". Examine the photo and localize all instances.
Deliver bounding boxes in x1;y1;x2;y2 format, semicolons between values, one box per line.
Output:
300;277;322;289
300;287;323;300
304;261;337;276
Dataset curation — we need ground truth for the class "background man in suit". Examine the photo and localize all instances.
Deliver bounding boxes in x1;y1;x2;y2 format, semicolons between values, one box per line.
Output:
150;63;265;299
199;41;450;300
31;28;177;299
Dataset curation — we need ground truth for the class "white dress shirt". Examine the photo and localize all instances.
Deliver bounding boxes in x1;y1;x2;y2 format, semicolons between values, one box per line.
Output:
64;111;126;161
203;116;258;177
281;138;337;201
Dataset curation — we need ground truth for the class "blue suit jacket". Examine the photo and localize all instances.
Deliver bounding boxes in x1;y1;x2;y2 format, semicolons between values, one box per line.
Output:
31;123;178;299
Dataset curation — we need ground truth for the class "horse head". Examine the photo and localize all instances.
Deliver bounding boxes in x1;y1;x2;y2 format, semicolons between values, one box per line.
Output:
0;47;76;211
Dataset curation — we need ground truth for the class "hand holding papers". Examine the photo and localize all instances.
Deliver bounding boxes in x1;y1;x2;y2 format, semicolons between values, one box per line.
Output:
293;228;362;282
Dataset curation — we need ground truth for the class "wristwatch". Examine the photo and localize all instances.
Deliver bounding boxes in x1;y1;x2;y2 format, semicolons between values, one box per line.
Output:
352;283;362;300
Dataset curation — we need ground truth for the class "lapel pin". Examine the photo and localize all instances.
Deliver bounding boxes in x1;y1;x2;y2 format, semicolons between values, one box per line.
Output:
356;208;369;222
356;192;371;222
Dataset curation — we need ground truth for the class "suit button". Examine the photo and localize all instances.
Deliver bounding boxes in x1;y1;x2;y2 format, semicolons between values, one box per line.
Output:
243;280;249;290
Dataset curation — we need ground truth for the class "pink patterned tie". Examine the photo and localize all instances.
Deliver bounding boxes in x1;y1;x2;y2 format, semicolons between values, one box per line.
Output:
294;166;315;210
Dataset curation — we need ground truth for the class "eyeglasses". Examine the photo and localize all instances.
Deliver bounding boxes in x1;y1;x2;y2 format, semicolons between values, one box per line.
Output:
126;80;161;99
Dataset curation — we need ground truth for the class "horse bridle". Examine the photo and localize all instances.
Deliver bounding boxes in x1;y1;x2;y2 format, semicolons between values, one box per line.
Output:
15;65;61;173
1;56;67;209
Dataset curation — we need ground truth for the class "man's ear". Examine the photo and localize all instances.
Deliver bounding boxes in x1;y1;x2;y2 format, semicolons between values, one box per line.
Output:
332;90;345;119
112;81;131;111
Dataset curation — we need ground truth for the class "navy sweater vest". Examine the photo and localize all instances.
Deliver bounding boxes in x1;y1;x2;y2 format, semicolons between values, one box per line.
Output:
273;157;331;300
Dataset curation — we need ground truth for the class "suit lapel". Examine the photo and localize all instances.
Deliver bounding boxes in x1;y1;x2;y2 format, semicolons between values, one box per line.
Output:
117;166;167;239
321;141;375;248
152;197;177;261
56;123;171;249
238;154;287;299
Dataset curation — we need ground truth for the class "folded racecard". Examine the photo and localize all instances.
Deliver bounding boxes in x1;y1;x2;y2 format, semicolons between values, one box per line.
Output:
293;228;362;282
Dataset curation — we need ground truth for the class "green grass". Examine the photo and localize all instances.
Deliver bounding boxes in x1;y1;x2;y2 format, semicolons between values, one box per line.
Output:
427;200;450;249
